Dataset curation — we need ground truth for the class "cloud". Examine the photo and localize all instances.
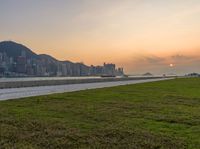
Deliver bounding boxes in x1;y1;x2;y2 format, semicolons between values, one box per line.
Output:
143;56;165;64
171;54;194;60
170;54;200;65
123;53;200;75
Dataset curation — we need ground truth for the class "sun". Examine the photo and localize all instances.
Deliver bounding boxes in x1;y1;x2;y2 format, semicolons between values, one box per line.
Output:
169;63;174;67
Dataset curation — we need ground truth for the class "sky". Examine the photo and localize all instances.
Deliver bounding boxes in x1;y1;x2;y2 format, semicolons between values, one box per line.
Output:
1;0;200;74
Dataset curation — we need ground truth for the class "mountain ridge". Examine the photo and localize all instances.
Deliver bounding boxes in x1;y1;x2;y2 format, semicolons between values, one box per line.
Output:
0;41;124;77
0;41;38;59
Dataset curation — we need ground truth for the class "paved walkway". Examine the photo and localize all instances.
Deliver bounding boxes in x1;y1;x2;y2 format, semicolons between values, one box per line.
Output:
0;78;170;101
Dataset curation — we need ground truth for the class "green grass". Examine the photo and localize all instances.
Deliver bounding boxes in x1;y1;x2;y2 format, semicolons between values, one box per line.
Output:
0;78;200;149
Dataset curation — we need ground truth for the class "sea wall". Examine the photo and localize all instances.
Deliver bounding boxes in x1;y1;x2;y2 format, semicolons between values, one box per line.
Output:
0;76;173;89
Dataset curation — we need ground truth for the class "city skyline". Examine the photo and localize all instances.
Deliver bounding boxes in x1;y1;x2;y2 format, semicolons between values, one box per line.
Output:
0;41;124;77
1;0;200;74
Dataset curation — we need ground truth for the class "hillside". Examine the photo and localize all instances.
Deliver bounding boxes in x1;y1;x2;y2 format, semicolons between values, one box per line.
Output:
0;41;124;77
0;41;38;59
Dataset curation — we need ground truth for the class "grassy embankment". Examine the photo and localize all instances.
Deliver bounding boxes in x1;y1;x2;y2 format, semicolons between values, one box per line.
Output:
0;78;200;149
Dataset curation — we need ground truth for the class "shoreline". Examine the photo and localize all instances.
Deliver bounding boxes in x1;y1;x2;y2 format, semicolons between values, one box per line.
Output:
0;78;172;101
0;76;174;89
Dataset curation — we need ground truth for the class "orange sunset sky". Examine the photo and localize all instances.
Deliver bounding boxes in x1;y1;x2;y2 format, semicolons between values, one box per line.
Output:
1;0;200;74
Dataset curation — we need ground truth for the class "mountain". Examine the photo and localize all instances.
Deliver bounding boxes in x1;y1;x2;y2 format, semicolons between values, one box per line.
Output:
38;54;59;62
0;41;124;77
143;72;153;76
0;41;38;59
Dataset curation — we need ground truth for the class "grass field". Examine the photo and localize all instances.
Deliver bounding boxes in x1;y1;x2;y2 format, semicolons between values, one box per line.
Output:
0;78;200;149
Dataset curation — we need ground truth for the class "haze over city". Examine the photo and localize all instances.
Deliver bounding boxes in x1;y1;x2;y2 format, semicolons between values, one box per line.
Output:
1;0;200;74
